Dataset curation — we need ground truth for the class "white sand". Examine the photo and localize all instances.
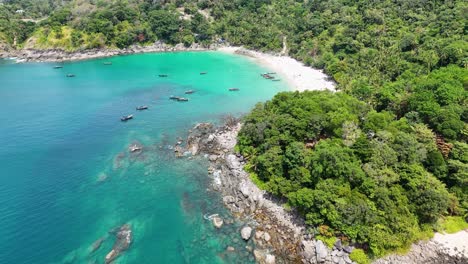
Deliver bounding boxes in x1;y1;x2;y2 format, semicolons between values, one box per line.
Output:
433;230;468;257
218;47;335;92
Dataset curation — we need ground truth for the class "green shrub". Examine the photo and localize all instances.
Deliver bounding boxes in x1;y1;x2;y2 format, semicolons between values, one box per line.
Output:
438;216;468;234
349;249;370;264
316;235;336;249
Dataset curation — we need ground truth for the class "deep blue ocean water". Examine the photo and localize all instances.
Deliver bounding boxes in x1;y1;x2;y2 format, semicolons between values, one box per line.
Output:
0;52;287;264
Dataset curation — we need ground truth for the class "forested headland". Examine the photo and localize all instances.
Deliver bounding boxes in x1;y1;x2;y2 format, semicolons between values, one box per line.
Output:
1;0;466;261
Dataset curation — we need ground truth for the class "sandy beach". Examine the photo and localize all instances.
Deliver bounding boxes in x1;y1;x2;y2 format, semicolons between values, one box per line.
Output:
218;46;336;92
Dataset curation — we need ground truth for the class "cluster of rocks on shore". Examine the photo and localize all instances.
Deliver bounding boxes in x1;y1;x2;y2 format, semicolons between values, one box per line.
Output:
178;121;356;264
301;239;354;264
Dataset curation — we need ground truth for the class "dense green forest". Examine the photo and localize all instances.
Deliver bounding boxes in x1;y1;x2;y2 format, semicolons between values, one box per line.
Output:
1;0;466;260
237;90;467;258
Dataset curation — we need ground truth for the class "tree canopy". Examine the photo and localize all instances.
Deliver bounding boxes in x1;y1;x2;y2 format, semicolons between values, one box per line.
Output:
238;91;466;257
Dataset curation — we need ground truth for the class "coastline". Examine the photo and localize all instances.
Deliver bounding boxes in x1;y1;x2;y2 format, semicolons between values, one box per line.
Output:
1;44;336;93
182;121;468;264
0;42;214;63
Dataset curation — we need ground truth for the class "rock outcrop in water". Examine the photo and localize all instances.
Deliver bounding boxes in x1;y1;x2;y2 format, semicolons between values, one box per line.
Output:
105;224;132;264
212;215;224;229
90;237;105;253
241;226;253;241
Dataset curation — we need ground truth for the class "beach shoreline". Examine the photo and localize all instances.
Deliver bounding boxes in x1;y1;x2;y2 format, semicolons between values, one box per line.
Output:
218;46;336;92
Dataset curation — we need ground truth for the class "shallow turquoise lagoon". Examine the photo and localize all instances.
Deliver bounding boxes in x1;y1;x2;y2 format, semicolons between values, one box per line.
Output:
0;52;287;264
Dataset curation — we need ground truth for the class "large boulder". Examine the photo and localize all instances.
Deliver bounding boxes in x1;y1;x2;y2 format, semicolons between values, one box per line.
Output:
316;240;328;263
301;240;316;261
343;246;353;254
105;224;132;264
212;215;224;228
241;226;253;240
239;181;250;198
226;154;241;169
334;239;342;251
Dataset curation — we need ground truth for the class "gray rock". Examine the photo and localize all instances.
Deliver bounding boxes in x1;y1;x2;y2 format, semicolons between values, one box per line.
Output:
263;232;271;242
241;226;253;240
239;182;250;197
343;246;352;254
226;154;241;169
226;246;235;252
332;256;340;263
316;240;328;263
334;240;343;251
209;154;218;161
301;240;316;260
212;215;223;228
343;255;352;264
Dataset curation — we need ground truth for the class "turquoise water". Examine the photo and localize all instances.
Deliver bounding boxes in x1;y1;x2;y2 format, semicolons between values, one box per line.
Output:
0;52;286;264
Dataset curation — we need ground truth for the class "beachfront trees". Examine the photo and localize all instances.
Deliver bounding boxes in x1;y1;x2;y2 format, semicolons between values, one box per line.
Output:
237;91;462;256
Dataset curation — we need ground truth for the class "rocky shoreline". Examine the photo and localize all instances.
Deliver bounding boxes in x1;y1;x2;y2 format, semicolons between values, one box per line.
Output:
180;121;356;264
180;121;468;264
0;42;223;62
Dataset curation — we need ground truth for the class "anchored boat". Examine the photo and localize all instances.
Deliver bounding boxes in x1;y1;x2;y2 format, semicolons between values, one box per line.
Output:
185;90;195;94
120;115;133;121
229;88;240;91
261;73;274;79
136;106;148;110
66;74;75;77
